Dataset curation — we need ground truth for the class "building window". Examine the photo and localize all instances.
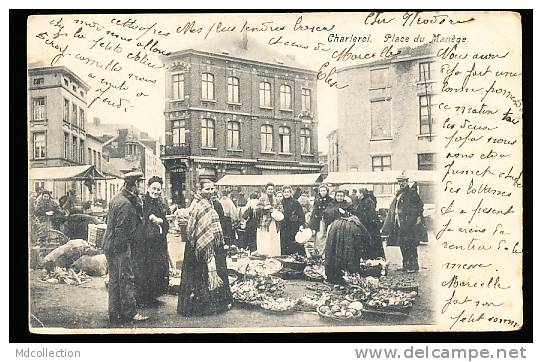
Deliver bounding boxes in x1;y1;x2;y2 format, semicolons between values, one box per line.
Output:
172;73;184;100
97;152;102;171
279;85;292;110
370;68;388;88
32;97;46;121
72;85;77;92
261;125;273;152
34;181;45;192
33;77;44;86
80;90;84;97
418;153;436;170
88;147;92;164
419;95;434;135
72;136;78;161
63;98;70;123
370;99;392;139
301;88;311;112
278;126;291;153
79;109;85;130
33;132;46;159
201;118;215;148
72;104;78;127
372;155;391;172
227;121;240;150
227;77;240;103
80;140;85;163
201;73;215;100
126;143;137;156
93;150;97;166
64;133;70;159
259;82;272;108
300;128;312;154
373;183;393;195
419;62;432;82
172;120;186;145
64;79;69;87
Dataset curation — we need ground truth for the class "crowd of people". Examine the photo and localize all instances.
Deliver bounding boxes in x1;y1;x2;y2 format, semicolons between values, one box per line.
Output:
34;171;427;323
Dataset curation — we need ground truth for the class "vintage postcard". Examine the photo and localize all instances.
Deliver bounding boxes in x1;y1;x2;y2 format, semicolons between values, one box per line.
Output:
26;11;524;334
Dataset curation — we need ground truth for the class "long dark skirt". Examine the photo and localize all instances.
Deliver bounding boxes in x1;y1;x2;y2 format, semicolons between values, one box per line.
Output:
131;236;169;303
325;218;369;283
177;242;232;316
280;223;305;256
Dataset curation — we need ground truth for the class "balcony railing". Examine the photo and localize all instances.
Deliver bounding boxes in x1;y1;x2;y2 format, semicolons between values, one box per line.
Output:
160;143;191;157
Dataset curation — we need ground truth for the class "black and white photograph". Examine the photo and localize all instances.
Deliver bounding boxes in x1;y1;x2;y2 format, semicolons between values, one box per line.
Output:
24;10;524;334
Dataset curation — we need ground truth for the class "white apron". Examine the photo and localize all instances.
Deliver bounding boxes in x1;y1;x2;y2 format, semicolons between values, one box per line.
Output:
256;221;281;257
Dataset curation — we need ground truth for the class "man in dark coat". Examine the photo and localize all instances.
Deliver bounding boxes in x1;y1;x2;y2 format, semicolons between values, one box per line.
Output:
103;171;149;323
280;185;306;255
381;173;427;273
355;189;385;260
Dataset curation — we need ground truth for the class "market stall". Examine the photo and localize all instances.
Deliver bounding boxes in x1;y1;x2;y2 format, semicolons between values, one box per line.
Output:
215;173;323;202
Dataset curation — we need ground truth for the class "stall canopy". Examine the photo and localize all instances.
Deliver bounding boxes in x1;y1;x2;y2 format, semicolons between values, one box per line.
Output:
216;173;322;187
323;170;437;185
29;165;107;181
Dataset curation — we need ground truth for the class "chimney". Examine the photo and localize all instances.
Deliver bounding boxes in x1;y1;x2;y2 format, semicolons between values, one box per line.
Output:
118;129;128;140
241;30;248;50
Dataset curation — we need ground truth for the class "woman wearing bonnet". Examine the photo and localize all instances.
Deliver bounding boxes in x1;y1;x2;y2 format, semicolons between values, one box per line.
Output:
132;176;170;307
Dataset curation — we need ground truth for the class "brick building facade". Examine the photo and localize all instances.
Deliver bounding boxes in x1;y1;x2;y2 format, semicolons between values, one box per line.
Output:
161;36;322;205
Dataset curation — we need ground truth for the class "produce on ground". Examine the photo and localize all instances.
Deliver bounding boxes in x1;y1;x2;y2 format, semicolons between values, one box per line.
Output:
41;267;92;286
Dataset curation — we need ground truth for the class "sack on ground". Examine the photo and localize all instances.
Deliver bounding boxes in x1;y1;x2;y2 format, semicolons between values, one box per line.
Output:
40;239;90;271
73;254;108;276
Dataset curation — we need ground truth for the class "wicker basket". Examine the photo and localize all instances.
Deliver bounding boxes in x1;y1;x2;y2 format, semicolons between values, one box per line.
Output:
317;305;362;322
88;224;107;248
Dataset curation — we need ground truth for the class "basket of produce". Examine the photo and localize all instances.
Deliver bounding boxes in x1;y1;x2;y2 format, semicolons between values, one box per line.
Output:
317;297;364;322
259;296;297;314
294;295;323;313
243;258;283;277
363;290;417;316
359;259;388;277
378;276;419;292
303;264;325;282
273;267;304;280
275;254;307;272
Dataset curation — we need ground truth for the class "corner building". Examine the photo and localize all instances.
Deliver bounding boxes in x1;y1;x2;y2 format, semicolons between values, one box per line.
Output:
161;36;321;205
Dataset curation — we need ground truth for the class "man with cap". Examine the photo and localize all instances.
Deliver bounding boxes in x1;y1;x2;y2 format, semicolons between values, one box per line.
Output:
381;172;427;273
103;171;149;323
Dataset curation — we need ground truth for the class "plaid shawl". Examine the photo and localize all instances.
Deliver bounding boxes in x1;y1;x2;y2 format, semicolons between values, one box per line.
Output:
187;193;224;262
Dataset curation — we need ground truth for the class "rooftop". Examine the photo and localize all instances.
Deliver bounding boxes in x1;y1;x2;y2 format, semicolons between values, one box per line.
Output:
167;33;315;73
337;43;436;73
28;63;91;91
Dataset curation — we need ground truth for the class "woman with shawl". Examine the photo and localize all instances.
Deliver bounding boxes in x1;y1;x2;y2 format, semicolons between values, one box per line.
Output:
255;183;283;256
177;179;232;316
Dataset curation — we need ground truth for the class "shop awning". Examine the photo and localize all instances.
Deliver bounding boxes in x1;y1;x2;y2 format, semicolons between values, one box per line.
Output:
29;165;107;181
216;173;322;187
323;170;437;185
